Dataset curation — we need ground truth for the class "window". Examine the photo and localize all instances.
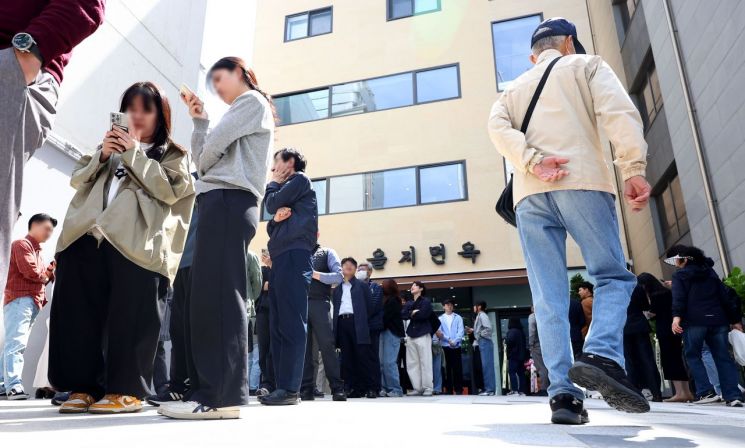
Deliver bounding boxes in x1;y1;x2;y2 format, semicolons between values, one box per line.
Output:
638;64;663;129
285;7;333;41
654;173;689;252
329;174;365;213
388;0;440;20
261;161;467;220
612;0;640;43
367;168;417;209
275;64;460;126
275;88;330;125
415;66;459;103
491;15;542;91
419;163;467;204
313;179;328;215
331;73;413;117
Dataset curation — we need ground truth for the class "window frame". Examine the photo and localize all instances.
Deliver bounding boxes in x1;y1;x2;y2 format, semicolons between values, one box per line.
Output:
387;0;441;21
284;6;334;42
274;87;332;125
274;63;461;127
490;13;544;92
651;167;689;255
259;160;468;220
636;62;664;132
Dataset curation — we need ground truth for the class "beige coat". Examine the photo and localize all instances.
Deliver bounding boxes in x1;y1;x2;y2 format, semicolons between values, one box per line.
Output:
56;141;195;282
488;49;647;206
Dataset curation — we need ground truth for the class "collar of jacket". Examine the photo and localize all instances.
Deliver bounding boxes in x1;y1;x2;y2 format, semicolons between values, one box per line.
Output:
536;48;563;65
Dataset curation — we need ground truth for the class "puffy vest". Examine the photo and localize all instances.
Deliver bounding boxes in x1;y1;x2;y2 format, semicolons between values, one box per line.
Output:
308;246;331;301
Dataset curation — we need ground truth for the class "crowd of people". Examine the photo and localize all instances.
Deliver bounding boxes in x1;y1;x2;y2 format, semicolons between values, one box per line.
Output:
1;2;743;427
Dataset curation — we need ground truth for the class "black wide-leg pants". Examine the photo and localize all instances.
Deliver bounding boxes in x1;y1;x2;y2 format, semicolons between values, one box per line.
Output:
168;266;191;394
49;235;162;399
187;189;257;408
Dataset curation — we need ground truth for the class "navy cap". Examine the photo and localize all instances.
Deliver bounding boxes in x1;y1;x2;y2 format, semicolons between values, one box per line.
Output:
530;17;586;55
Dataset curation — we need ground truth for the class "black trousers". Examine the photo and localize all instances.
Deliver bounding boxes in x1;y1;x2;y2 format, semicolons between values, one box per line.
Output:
49;235;162;399
168;266;191;394
256;307;275;390
153;341;168;395
337;316;374;393
302;299;343;392
269;249;311;393
624;332;662;399
369;330;382;392
443;347;464;394
187;189;257;407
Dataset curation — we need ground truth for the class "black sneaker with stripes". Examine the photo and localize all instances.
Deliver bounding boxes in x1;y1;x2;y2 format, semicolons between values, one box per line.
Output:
146;390;185;407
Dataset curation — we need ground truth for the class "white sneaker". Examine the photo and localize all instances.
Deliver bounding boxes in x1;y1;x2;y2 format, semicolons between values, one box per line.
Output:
406;390;422;396
726;399;743;408
478;391;495;396
692;392;722;405
160;401;240;420
422;389;433;397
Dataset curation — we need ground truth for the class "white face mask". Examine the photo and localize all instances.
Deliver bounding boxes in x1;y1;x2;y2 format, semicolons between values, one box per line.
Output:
355;271;368;281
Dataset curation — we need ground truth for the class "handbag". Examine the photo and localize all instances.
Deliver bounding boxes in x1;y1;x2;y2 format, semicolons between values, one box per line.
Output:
495;56;563;227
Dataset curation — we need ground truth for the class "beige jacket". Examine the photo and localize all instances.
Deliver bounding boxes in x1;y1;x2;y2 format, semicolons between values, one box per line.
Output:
488;49;647;206
56;141;195;282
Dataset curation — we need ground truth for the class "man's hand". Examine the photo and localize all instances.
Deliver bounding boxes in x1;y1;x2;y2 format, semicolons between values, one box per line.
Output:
273;207;292;223
449;340;456;347
466;327;474;335
312;271;321;281
624;175;651;212
532;157;570;182
272;165;292;184
672;317;683;335
732;322;743;332
14;49;41;85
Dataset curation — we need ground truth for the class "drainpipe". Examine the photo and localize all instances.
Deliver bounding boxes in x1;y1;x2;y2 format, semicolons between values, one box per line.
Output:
662;0;730;274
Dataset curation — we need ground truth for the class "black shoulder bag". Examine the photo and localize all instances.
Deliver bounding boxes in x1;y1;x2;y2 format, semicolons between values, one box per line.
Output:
495;57;562;227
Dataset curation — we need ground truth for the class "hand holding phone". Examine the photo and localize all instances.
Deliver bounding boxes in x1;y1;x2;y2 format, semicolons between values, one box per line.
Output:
180;83;207;119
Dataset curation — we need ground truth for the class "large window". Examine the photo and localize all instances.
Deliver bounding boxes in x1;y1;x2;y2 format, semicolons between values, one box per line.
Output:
285;7;333;41
638;63;663;129
654;172;689;252
261;161;466;220
491;14;542;91
275;64;460;126
388;0;440;20
612;0;640;44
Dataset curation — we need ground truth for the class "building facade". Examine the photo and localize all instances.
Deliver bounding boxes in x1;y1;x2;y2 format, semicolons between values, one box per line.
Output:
596;0;745;279
251;0;632;391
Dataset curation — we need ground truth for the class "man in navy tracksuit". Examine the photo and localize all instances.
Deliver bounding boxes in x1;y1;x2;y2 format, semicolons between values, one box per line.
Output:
261;148;318;406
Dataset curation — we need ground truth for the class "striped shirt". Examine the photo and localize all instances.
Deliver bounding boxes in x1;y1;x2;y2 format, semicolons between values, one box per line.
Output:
4;235;52;308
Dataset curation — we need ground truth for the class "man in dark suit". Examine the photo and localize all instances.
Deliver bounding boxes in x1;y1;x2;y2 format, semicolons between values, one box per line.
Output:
332;257;376;398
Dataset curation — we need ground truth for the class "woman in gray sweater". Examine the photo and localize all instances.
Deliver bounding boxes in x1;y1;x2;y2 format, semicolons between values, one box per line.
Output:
161;57;275;420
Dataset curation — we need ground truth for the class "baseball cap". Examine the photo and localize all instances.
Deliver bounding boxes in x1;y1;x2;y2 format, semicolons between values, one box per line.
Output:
531;17;586;55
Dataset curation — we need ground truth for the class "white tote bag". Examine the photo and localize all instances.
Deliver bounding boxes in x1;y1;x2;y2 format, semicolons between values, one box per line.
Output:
728;329;745;366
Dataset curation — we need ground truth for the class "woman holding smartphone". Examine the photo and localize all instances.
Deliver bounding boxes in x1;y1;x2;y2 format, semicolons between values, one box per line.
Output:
159;57;275;420
48;82;195;414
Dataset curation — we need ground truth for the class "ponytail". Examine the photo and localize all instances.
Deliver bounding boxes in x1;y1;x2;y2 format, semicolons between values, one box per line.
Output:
208;56;279;125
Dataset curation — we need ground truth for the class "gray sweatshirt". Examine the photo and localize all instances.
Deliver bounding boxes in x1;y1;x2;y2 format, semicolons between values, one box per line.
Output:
473;311;493;345
191;90;274;198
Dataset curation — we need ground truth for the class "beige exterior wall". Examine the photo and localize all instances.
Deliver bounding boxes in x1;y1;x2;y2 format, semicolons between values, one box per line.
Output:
587;0;662;279
250;0;629;281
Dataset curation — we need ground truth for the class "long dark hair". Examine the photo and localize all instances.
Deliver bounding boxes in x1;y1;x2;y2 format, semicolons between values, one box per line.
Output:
382;279;400;304
508;317;523;331
208;56;278;124
119;82;173;153
637;273;669;297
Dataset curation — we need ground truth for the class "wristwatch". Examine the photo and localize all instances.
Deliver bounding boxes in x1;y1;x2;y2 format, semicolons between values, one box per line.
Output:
12;32;44;64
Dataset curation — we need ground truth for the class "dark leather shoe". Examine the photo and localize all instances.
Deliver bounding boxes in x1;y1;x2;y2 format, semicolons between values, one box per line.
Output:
313;389;325;398
332;390;347;401
365;390;378;399
299;390;315;401
347;390;363;399
550;393;587;425
260;389;300;406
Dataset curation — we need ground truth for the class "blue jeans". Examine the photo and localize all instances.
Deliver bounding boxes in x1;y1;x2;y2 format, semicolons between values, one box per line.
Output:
701;343;722;396
432;347;443;393
516;190;636;400
380;329;402;395
478;338;496;393
248;341;261;391
0;297;40;393
683;326;742;401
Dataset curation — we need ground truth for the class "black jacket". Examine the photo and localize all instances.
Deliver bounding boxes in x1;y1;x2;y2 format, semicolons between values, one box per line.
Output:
568;299;586;342
672;258;738;327
383;296;405;338
265;172;318;258
505;327;526;362
624;284;651;335
332;277;372;345
402;296;433;338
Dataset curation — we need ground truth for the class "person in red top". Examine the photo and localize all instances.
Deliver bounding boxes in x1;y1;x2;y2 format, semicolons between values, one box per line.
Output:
1;213;57;400
0;0;105;306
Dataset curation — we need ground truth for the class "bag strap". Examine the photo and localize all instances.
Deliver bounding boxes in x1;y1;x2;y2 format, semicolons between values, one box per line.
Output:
520;56;562;134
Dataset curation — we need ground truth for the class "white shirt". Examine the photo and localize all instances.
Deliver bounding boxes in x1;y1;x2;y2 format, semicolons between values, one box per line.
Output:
106;142;154;208
442;312;455;330
339;280;354;315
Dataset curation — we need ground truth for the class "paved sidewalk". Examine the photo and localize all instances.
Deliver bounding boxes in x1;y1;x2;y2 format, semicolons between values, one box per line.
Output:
1;395;743;447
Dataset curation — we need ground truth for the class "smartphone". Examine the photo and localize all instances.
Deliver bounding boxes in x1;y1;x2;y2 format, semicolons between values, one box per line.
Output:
110;112;129;132
179;83;195;99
